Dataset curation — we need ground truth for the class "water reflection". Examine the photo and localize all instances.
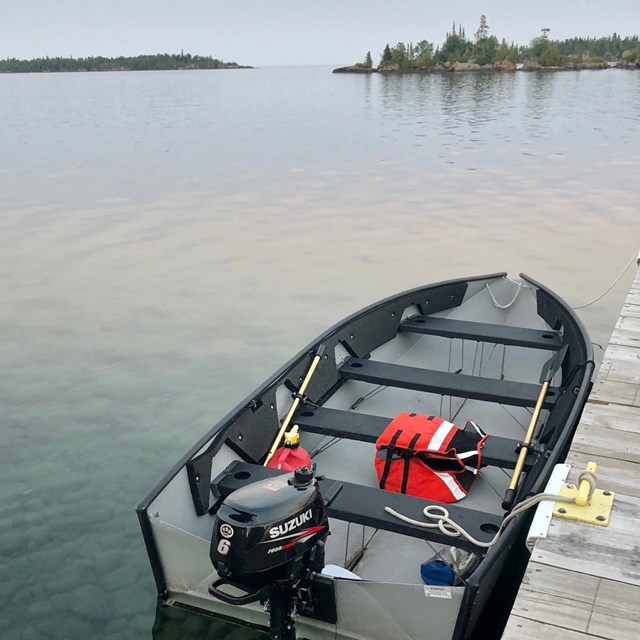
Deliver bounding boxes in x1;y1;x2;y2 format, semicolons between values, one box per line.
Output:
152;603;266;640
376;72;540;168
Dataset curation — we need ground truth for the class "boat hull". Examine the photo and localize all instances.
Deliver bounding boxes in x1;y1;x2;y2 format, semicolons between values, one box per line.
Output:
138;272;594;640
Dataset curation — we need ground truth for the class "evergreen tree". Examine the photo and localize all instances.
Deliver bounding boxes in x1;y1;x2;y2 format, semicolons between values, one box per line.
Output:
475;35;498;65
364;51;373;68
415;40;434;66
496;38;518;63
390;42;408;65
381;43;392;63
539;41;561;66
437;31;471;63
475;15;489;41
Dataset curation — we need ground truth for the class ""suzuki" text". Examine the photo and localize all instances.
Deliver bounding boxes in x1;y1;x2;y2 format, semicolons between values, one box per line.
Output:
268;509;312;539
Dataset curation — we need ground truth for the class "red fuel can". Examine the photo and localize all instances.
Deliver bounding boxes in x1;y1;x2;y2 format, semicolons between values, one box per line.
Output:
266;425;312;471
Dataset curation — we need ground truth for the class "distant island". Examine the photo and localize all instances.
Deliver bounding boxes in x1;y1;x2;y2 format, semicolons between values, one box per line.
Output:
334;18;640;73
0;52;253;74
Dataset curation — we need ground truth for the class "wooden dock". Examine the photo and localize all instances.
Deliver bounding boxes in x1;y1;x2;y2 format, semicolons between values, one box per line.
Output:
502;268;640;640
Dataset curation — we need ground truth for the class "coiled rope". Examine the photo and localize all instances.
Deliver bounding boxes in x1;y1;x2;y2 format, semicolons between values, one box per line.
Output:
385;469;597;549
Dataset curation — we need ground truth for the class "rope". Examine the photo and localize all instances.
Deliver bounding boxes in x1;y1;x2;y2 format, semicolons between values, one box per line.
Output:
384;467;597;550
485;278;530;310
485;249;638;311
576;469;597;495
571;248;639;309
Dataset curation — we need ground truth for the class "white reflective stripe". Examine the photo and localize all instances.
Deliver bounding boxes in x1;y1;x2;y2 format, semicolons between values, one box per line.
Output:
464;465;479;474
467;420;485;436
427;420;456;451
458;451;478;460
434;472;466;500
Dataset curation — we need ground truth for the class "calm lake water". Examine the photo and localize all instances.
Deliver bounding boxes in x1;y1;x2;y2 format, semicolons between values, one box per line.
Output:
1;66;639;640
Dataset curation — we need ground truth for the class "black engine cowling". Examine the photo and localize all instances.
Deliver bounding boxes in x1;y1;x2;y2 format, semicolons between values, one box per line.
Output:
210;466;329;591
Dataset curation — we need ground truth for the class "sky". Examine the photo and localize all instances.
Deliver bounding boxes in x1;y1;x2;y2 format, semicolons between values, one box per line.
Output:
1;0;639;66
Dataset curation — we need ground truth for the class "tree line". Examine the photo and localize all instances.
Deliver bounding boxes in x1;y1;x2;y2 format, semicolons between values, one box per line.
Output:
0;53;248;73
355;18;640;69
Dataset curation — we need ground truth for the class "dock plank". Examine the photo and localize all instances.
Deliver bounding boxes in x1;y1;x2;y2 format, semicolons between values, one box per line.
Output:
621;302;640;318
588;378;638;406
569;423;640;464
518;563;599;602
566;450;640;498
510;588;592;633
589;579;640;640
578;401;640;435
532;513;640;586
510;564;598;633
599;344;640;385
503;616;593;640
610;316;640;347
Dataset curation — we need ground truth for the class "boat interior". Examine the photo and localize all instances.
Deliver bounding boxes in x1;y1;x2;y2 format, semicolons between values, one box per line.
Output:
142;273;591;601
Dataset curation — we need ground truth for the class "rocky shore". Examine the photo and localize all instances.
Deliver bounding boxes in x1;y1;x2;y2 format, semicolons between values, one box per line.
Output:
332;65;377;74
334;61;515;73
334;60;638;74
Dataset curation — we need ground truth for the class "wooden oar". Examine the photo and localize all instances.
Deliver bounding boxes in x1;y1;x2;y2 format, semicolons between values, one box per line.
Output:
264;344;327;467
502;345;568;511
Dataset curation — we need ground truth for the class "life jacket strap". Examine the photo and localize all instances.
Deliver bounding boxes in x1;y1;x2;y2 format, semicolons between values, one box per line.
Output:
379;429;403;490
401;433;422;494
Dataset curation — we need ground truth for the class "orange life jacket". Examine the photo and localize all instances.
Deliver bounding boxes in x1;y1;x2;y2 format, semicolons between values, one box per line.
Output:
374;413;487;502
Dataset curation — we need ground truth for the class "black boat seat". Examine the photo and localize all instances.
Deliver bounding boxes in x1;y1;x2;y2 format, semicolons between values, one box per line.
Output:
293;406;537;471
211;461;501;550
400;315;562;351
339;357;559;410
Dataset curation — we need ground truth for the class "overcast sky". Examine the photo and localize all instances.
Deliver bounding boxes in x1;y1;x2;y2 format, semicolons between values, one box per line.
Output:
2;0;639;66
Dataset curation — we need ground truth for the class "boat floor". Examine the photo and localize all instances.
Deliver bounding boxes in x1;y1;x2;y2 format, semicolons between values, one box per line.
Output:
355;532;437;583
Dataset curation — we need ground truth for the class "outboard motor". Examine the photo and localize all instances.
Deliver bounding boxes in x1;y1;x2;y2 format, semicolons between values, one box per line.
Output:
210;466;329;640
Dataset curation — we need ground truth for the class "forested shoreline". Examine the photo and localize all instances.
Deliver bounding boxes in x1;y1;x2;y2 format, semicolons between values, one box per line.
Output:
0;53;252;73
335;18;640;73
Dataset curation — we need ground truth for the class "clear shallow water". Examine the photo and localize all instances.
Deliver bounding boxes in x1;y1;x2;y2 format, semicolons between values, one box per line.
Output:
1;66;639;640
